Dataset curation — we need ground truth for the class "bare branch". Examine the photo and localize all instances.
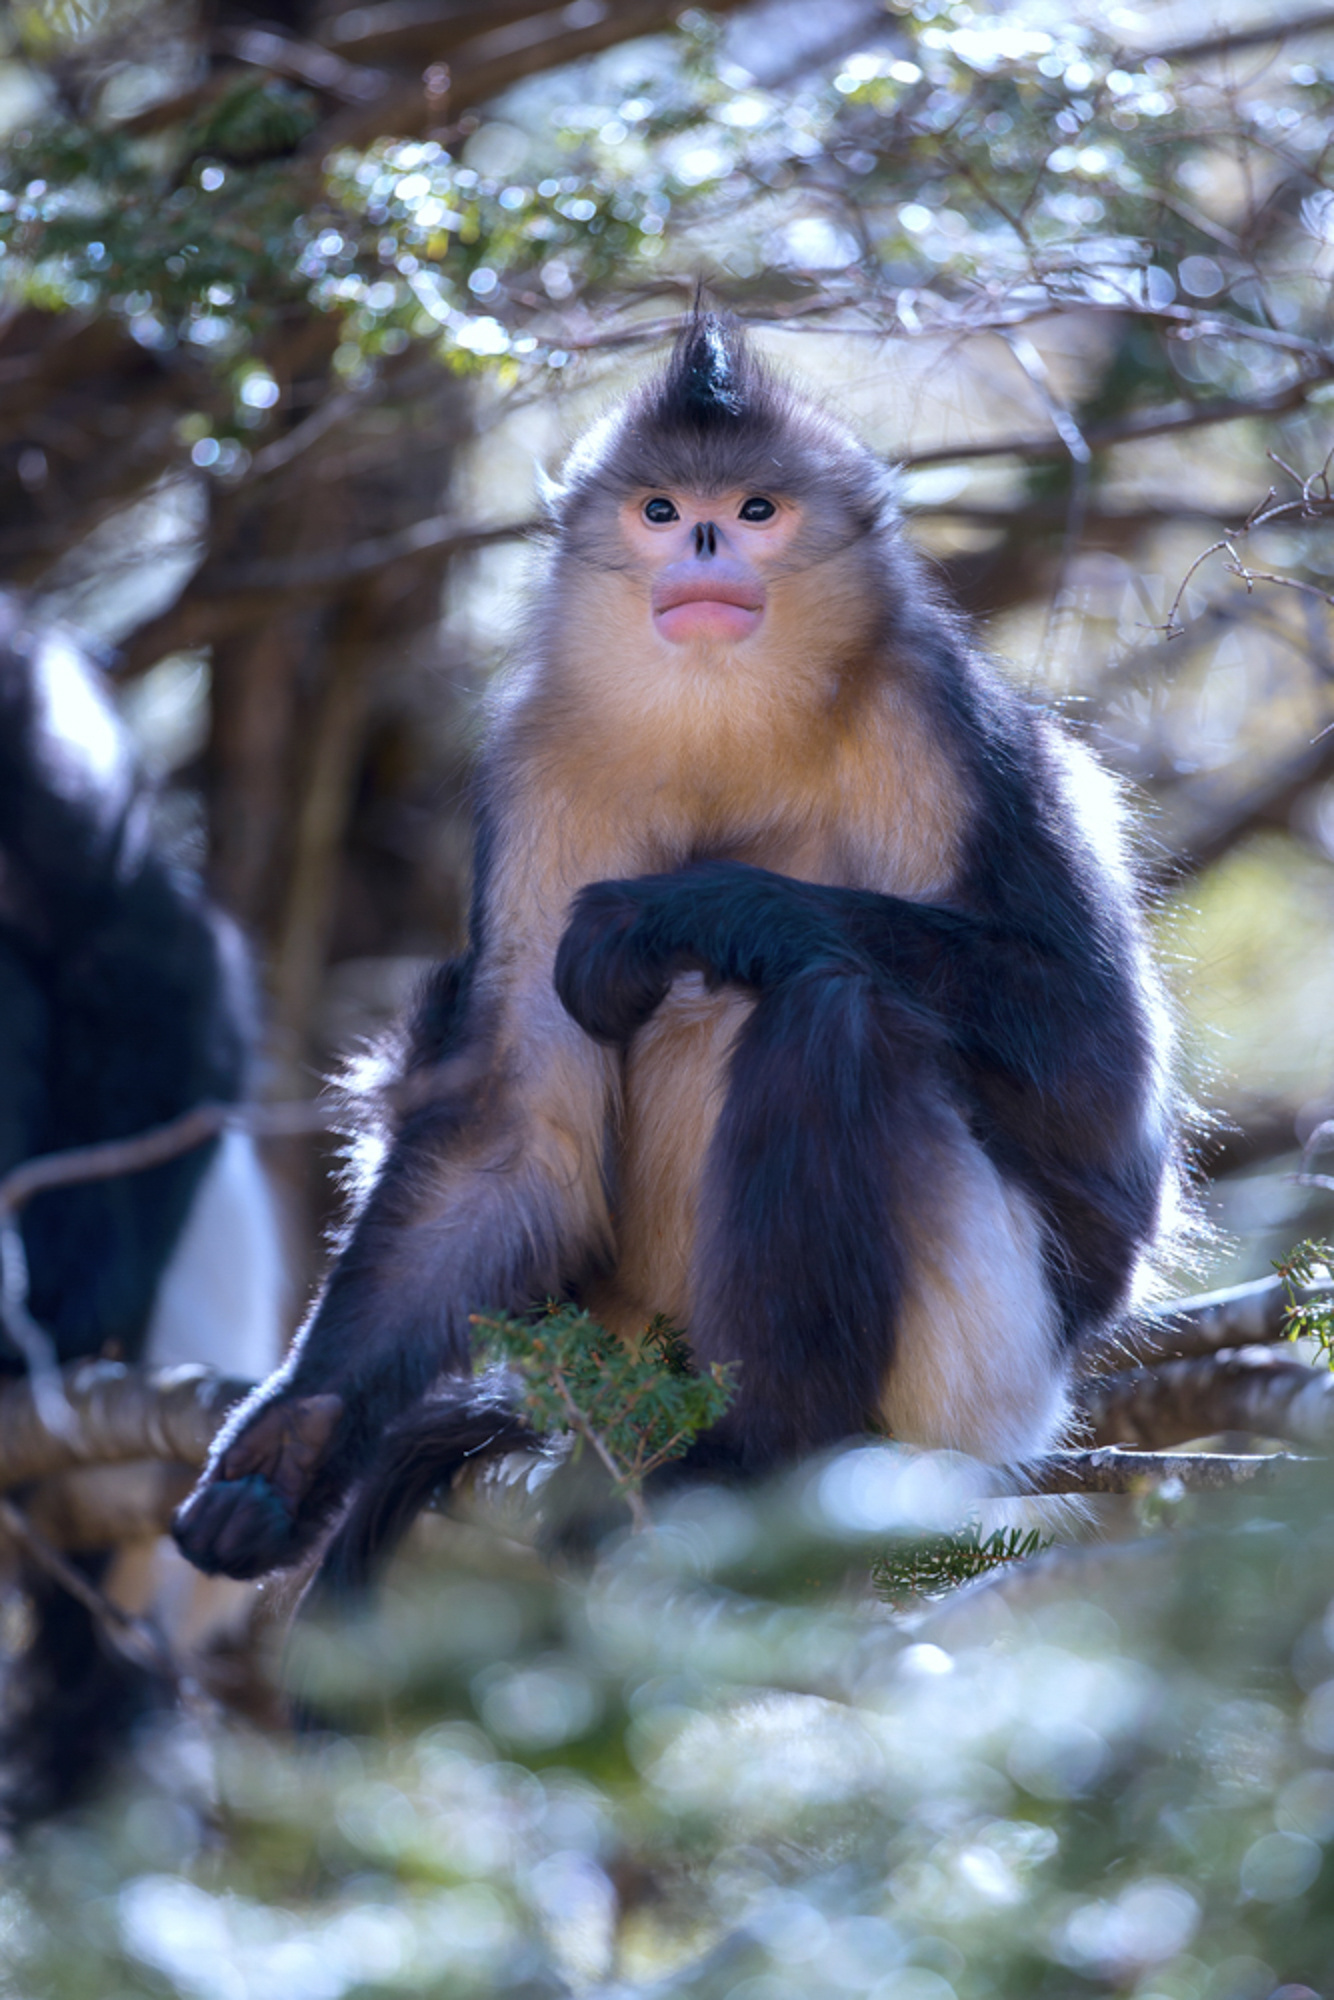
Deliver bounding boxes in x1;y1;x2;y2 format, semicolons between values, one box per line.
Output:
1119;1274;1319;1362
1294;1118;1334;1196
1014;1446;1299;1494
900;374;1334;472
0;1102;334;1223
1145;7;1334;64
23;1459;196;1553
220;25;388;103
1160;450;1334;635
0;1495;176;1679
203;517;534;596
0;1361;247;1491
1083;1347;1334;1450
1155;727;1334;880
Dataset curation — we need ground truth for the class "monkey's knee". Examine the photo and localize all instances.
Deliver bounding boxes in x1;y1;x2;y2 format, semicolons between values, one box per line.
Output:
172;1391;345;1579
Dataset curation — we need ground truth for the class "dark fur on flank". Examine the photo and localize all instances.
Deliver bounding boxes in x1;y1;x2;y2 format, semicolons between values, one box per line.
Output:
0;607;255;1824
174;312;1178;1589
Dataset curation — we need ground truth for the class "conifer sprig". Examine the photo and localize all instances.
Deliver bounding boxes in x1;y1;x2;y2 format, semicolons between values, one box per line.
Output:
871;1522;1052;1610
1277;1239;1334;1362
470;1306;735;1529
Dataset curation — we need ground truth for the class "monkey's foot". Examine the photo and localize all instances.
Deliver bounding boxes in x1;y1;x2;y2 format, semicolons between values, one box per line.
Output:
172;1393;344;1579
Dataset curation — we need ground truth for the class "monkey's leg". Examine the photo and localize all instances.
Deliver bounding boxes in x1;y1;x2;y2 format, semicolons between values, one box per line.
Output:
174;1014;615;1580
683;966;1071;1472
683;966;943;1473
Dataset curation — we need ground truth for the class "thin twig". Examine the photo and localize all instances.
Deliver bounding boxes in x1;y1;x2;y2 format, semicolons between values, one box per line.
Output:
0;1090;441;1222
549;1366;649;1531
1162;453;1334;632
0;1495;177;1682
0;1102;324;1222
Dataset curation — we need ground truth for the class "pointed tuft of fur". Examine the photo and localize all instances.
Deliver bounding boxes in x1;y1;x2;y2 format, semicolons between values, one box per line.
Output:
658;311;753;427
552;306;898;544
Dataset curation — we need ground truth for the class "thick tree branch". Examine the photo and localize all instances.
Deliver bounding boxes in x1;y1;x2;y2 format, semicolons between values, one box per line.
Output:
22;1459;197;1553
1116;1274;1320;1363
1014;1445;1298;1494
1083;1347;1334;1451
0;1356;1314;1548
0;1361;248;1492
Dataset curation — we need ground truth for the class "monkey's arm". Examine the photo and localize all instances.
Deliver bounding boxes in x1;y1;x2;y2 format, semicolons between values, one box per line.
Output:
556;854;1155;1172
557;851;1162;1345
557;861;1005;1055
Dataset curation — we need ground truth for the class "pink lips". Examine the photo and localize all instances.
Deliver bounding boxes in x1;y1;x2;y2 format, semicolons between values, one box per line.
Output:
652;575;764;645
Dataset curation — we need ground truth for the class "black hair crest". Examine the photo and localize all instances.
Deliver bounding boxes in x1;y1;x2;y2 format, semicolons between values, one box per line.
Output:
659;312;752;429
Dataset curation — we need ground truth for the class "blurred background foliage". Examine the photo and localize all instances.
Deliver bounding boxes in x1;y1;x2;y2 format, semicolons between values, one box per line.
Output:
7;0;1334;1988
15;1457;1334;1999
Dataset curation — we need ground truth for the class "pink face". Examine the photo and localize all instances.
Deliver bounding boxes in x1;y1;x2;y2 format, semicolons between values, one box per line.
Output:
621;489;799;647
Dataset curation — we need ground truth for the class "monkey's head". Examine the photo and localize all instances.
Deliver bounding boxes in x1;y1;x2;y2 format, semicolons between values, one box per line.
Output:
543;315;898;676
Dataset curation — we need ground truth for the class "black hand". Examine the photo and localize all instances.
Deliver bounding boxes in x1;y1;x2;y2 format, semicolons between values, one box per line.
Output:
555;879;678;1043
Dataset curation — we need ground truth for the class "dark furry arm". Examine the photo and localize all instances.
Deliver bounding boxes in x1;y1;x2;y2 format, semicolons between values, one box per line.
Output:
554;862;968;1044
553;857;1092;1080
555;772;1168;1352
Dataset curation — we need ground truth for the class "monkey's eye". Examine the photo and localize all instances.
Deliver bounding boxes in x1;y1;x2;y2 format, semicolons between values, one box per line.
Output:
642;497;680;524
739;495;777;522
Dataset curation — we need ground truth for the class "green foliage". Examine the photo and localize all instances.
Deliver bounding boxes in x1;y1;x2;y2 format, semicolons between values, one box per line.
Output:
11;1463;1334;1997
471;1304;734;1511
3;0;1332;437
191;78;319;164
1278;1238;1334;1361
871;1519;1052;1608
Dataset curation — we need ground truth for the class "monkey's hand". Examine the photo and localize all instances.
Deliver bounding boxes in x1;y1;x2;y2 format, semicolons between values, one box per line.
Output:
557;863;876;1042
172;1388;346;1578
555;879;681;1043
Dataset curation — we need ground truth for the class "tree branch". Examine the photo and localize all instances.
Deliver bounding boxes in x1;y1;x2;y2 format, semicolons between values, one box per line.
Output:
1083;1347;1334;1450
0;1101;335;1222
0;1361;248;1492
1145;6;1334;64
899;372;1334;471
1014;1446;1298;1494
0;1494;177;1679
1114;1274;1318;1362
203;516;532;595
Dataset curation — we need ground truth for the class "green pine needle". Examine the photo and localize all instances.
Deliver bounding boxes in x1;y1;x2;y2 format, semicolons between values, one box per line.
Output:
470;1304;735;1522
871;1521;1052;1609
1276;1239;1334;1363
